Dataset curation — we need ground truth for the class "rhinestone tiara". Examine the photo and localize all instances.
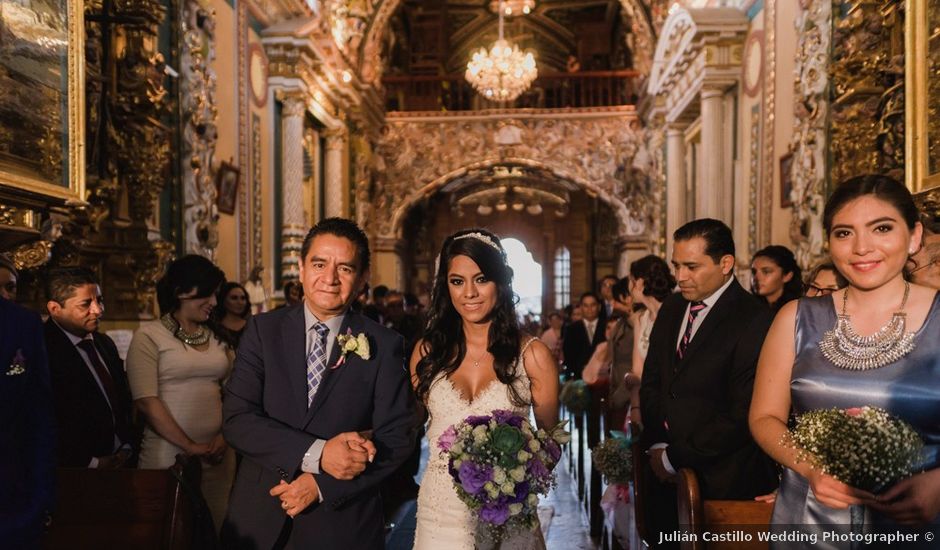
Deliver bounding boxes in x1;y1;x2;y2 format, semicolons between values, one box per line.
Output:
453;231;502;252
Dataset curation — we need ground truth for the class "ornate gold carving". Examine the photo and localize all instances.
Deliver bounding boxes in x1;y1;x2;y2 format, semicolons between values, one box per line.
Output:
371;111;652;247
789;0;831;268
181;0;220;258
761;1;776;247
10;240;54;271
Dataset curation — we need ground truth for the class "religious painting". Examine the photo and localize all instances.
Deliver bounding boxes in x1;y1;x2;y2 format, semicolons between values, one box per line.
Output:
779;152;794;207
0;0;85;202
906;0;940;194
216;161;240;215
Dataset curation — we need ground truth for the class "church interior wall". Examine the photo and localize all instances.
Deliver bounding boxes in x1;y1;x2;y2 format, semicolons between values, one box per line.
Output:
771;0;798;247
212;0;240;283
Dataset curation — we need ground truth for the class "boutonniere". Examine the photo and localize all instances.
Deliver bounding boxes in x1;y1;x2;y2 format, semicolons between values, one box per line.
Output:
332;329;371;369
6;349;27;376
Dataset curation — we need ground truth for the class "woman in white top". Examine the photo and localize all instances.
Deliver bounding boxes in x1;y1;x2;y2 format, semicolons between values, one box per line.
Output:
626;255;676;428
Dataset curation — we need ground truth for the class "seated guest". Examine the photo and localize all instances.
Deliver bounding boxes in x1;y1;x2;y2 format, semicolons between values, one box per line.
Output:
582;318;619;385
1;296;54;546
803;261;847;297
45;267;137;468
562;291;606;378
126;254;234;530
640;219;778;548
751;245;802;316
0;254;17;301
211;281;251;350
909;212;940;289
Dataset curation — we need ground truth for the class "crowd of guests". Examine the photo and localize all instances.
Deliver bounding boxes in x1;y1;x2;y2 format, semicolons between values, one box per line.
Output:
3;175;939;547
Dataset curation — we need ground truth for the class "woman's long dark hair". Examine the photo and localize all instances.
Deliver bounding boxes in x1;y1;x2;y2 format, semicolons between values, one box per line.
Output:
414;229;526;407
752;245;803;313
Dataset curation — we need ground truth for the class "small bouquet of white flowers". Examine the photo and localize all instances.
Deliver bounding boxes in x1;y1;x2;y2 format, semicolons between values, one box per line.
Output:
783;406;923;492
438;410;570;541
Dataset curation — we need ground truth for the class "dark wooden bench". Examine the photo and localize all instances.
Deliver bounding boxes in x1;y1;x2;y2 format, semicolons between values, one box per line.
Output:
43;455;212;550
676;468;773;550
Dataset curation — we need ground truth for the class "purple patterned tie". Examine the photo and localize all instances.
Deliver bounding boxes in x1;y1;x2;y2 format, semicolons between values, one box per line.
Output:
307;322;330;408
676;301;706;360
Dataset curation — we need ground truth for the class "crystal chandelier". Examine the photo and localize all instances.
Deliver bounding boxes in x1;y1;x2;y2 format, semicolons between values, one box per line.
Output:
465;1;537;102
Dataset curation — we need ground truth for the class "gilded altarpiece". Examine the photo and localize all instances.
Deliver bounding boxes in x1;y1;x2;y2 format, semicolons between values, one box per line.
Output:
906;0;940;216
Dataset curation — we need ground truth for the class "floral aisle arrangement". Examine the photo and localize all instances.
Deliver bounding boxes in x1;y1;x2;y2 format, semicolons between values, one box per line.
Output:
592;432;632;484
783;406;923;492
559;379;591;414
439;410;570;541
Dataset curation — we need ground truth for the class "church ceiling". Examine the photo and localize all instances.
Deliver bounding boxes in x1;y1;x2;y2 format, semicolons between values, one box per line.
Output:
388;0;629;74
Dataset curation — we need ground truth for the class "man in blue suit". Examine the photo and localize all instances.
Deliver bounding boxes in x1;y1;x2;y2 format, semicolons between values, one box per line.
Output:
0;297;55;548
222;218;416;549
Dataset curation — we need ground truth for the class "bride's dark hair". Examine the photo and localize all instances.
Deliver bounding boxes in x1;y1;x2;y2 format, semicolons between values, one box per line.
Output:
414;228;526;407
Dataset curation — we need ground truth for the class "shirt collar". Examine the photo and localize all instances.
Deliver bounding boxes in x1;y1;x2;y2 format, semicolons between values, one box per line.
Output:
54;319;93;346
303;303;346;335
699;275;735;310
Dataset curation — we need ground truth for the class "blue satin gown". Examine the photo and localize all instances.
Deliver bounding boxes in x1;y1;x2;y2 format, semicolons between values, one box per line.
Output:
770;294;940;549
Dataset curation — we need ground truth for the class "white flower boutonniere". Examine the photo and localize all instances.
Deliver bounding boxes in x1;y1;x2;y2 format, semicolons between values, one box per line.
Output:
6;349;27;376
333;329;371;369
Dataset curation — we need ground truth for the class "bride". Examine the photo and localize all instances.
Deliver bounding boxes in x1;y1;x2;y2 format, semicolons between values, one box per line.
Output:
411;229;560;550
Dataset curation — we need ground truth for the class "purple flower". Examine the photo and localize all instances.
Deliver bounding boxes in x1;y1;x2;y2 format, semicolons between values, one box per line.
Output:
480;503;511;525
544;440;562;462
492;409;524;427
528;457;550;480
438;425;458;452
458;460;492;495
465;415;491;427
511;480;530;503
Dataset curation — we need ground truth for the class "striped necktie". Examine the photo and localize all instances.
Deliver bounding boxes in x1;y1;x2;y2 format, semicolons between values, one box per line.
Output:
676;301;706;360
307;322;330;407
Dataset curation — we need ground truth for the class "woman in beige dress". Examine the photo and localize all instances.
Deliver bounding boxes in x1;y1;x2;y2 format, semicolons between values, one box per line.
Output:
126;254;235;530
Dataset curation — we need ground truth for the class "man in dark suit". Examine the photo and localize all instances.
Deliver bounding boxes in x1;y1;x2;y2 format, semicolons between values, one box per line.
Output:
562;291;606;378
639;219;778;547
45;267;137;468
222;218;416;549
0;297;55;546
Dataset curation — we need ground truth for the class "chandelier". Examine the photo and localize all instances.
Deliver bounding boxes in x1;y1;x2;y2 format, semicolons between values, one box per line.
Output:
465;1;537;102
488;0;535;16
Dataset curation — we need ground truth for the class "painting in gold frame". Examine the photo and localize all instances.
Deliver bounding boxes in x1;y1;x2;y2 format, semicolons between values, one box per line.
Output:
906;0;940;194
0;0;85;203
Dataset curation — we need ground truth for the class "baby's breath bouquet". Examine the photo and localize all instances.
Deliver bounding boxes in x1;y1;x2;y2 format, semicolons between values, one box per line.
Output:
439;410;570;541
559;379;591;414
592;432;633;484
784;406;923;492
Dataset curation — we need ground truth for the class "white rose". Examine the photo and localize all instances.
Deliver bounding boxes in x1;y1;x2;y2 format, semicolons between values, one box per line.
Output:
492;467;507;484
517;450;532;462
510;466;526;482
509;503;523;516
501;482;516;495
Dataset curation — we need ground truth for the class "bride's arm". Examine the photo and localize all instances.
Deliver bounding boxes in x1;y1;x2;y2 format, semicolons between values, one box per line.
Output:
523;339;560;430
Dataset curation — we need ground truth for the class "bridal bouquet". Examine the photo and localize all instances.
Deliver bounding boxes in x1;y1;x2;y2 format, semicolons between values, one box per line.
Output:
439;410;570;540
783;406;923;492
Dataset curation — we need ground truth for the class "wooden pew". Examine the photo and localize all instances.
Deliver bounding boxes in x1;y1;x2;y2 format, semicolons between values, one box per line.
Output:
43;455;213;550
676;468;773;550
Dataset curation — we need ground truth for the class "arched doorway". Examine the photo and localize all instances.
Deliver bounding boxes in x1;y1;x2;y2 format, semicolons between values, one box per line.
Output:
502;237;542;319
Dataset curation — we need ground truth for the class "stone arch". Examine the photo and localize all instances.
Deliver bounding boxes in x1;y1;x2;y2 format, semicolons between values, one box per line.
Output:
387;157;633;240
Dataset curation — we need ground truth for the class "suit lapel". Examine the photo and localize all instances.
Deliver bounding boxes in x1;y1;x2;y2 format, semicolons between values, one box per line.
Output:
284;306;310;422
676;279;742;371
303;311;360;426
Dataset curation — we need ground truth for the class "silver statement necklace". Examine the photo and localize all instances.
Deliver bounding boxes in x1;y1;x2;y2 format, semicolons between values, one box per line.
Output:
818;282;916;370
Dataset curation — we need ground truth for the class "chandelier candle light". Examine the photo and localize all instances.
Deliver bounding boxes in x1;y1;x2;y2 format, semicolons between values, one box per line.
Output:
466;0;537;102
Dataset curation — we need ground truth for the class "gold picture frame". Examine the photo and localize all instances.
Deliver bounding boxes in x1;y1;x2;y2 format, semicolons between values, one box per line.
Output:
905;0;940;194
0;0;85;204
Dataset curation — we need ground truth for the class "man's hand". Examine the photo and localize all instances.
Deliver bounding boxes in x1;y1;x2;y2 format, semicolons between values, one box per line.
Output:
867;468;940;525
648;448;675;483
269;475;320;517
321;431;377;480
96;450;130;469
205;434;228;465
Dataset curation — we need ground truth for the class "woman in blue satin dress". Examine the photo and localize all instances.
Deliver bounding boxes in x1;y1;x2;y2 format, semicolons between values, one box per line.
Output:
750;175;940;548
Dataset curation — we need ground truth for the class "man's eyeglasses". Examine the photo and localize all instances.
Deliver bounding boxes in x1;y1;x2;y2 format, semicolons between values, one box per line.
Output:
910;257;940;275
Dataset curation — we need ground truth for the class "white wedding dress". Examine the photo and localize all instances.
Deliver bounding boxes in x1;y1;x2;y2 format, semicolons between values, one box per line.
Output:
413;339;547;550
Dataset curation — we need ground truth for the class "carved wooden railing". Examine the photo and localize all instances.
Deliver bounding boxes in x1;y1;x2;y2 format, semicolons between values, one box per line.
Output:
383;70;640;111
